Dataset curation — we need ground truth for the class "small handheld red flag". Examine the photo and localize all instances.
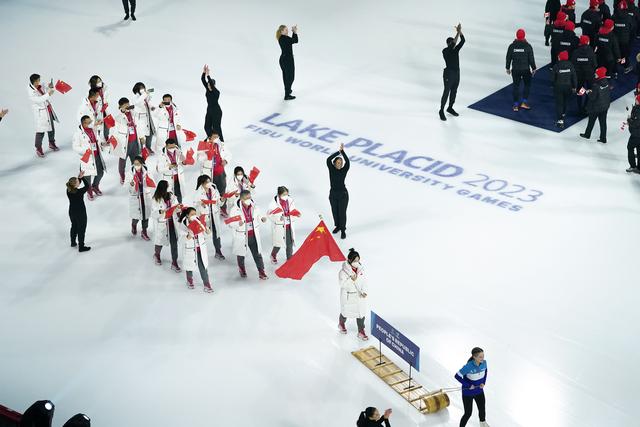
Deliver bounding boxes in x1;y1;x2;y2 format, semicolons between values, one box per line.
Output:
197;140;211;151
290;209;301;217
145;175;156;188
80;148;92;163
188;218;205;235
275;220;346;280
201;199;216;205
108;135;118;149
104;114;116;129
269;207;283;215
183;148;195;165
248;166;260;184
54;80;72;94
141;146;150;161
165;204;180;219
224;215;242;225
183;129;196;141
222;191;238;199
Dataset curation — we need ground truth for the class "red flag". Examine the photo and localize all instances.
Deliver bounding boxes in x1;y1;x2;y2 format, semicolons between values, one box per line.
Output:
54;80;72;94
188;218;205;235
108;135;118;149
222;191;238;199
101;102;109;113
269;207;283;215
165;204;180;219
224;215;242;225
141;146;150;161
145;175;156;188
201;199;216;205
183;148;195;165
80;148;92;163
275;220;345;280
197;140;211;151
104;114;116;129
290;209;301;217
183;129;196;141
248;166;260;184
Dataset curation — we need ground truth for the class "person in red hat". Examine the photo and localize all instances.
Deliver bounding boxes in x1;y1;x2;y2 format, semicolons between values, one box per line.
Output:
571;35;597;114
599;0;613;20
581;0;604;46
506;29;537;111
439;23;465;121
561;0;577;23
559;20;579;58
595;19;621;78
580;66;611;143
545;0;562;46
625;94;640;173
551;10;568;65
614;1;634;73
625;0;640;40
552;51;577;128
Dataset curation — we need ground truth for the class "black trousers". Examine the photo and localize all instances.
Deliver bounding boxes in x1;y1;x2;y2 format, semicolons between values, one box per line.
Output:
82;157;105;189
554;85;573;120
441;68;460;110
209;213;222;253
339;314;365;331
620;41;631;68
155;221;179;263
628;136;640;168
272;227;293;260
122;0;136;14
279;56;295;96
186;250;210;285
204;108;224;141
212;172;226;196
584;110;608;140
576;73;593;111
460;392;486;427
512;70;532;102
172;177;182;203
329;189;349;231
35;111;56;149
70;213;87;246
237;234;265;271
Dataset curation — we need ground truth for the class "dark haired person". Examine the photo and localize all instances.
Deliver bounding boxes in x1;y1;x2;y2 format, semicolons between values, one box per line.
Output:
132;82;155;153
122;0;136;21
356;407;392;427
439;23;465;121
581;0;603;47
571;35;597;114
552;50;577;128
580;66;611;143
550;11;567;66
66;172;91;252
545;0;562;45
506;29;537;111
28;73;59;157
88;75;110;139
229;190;268;280
193;174;225;260
113;97;142;184
625;94;640;173
157;138;187;203
327;143;350;239
276;25;299;100
77;89;106;147
201;65;224;141
595;19;620;79
154;94;184;151
62;413;91;427
179;207;213;292
226;165;255;212
267;186;299;264
72;115;107;200
614;2;634;74
455;347;489;427
338;248;368;340
198;133;231;212
126;156;152;240
152;180;181;271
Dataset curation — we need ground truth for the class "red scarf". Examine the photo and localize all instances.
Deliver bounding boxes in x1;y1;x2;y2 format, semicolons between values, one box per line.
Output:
211;143;224;176
83;127;99;157
166;105;177;139
90;99;98;115
167;149;179;180
125;111;137;142
165;198;174;223
241;202;255;236
279;198;291;228
135;169;144;192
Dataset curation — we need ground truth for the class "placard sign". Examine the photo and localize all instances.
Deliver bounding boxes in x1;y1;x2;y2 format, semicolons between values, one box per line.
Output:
370;311;420;371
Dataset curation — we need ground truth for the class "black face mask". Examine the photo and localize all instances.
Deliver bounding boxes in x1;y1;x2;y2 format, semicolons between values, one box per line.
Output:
127;105;135;110
163;101;171;105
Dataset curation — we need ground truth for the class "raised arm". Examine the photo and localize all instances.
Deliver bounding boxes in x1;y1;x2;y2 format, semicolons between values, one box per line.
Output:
201;72;208;90
291;32;299;44
455;33;465;51
327;151;341;168
342;149;350;171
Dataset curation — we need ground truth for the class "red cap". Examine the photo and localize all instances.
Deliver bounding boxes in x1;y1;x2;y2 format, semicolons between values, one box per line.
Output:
635;94;640;104
579;35;590;45
619;0;628;9
595;67;607;79
604;19;615;29
558;51;569;61
565;0;576;5
516;28;526;40
556;11;568;22
565;21;575;31
590;0;598;6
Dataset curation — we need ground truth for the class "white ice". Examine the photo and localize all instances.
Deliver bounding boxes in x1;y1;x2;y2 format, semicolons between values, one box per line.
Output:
0;1;638;426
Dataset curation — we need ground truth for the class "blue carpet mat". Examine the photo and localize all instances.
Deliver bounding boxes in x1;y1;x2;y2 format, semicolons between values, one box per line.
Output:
468;44;640;133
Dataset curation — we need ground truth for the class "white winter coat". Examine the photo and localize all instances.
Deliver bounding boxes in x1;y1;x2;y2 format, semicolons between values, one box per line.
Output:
125;167;153;220
151;193;180;246
28;83;57;132
131;91;155;136
156;147;187;198
76;97;105;142
225;175;255;208
111;109;142;159
267;196;298;248
228;201;265;256
72;126;107;177
153;103;186;151
179;218;210;272
339;262;367;318
193;184;223;236
197;138;232;178
94;85;110;120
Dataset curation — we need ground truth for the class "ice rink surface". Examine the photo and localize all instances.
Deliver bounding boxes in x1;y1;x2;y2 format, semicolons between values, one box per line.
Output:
0;1;639;426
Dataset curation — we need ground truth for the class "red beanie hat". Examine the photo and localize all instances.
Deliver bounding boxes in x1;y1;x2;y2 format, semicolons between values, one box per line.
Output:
565;0;576;5
556;11;568;22
565;21;575;32
558;51;569;61
590;0;599;6
619;1;628;9
635;93;640;105
579;35;590;45
604;19;615;29
595;67;607;79
516;29;526;40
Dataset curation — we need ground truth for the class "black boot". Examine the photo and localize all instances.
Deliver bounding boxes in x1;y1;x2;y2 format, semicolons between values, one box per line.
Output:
340;230;346;239
439;110;446;121
131;13;136;21
284;95;296;100
580;133;590;140
79;245;91;252
446;106;459;117
71;241;77;247
332;227;339;234
124;13;129;20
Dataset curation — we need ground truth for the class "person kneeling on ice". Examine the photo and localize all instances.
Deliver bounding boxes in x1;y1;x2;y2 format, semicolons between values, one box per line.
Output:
356;407;392;427
506;29;537;111
268;186;300;264
179;207;213;293
126;156;153;240
193;174;226;260
455;347;490;427
338;248;368;341
229;190;268;280
151;180;182;272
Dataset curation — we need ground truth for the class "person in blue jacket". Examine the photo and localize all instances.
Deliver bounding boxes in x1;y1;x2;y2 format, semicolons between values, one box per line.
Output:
455;347;489;427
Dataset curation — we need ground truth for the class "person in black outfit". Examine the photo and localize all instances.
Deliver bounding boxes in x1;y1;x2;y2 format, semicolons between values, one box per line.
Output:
122;0;136;21
614;3;634;73
545;0;562;45
550;11;567;66
581;66;611;143
559;20;578;59
276;24;299;100
66;172;91;252
439;23;465;121
572;35;597;113
506;29;537;111
327;143;350;240
201;64;224;141
599;0;613;21
581;1;603;47
625;94;640;172
356;407;392;427
561;0;577;23
552;50;577;128
595;19;621;78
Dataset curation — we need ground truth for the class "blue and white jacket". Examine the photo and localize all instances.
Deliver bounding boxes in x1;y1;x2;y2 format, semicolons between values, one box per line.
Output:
455;360;487;396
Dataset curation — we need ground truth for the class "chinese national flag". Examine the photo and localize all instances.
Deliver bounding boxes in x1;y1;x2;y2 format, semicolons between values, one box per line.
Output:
222;191;237;199
165;204;180;219
54;80;72;94
183;129;196;141
145;175;156;188
141;146;150;161
188;218;205;235
224;215;242;225
275;220;345;280
269;207;283;215
248;166;260;184
108;135;118;149
80;148;92;163
183;148;195;165
197;140;211;151
201;199;216;205
104;114;116;129
290;209;301;217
